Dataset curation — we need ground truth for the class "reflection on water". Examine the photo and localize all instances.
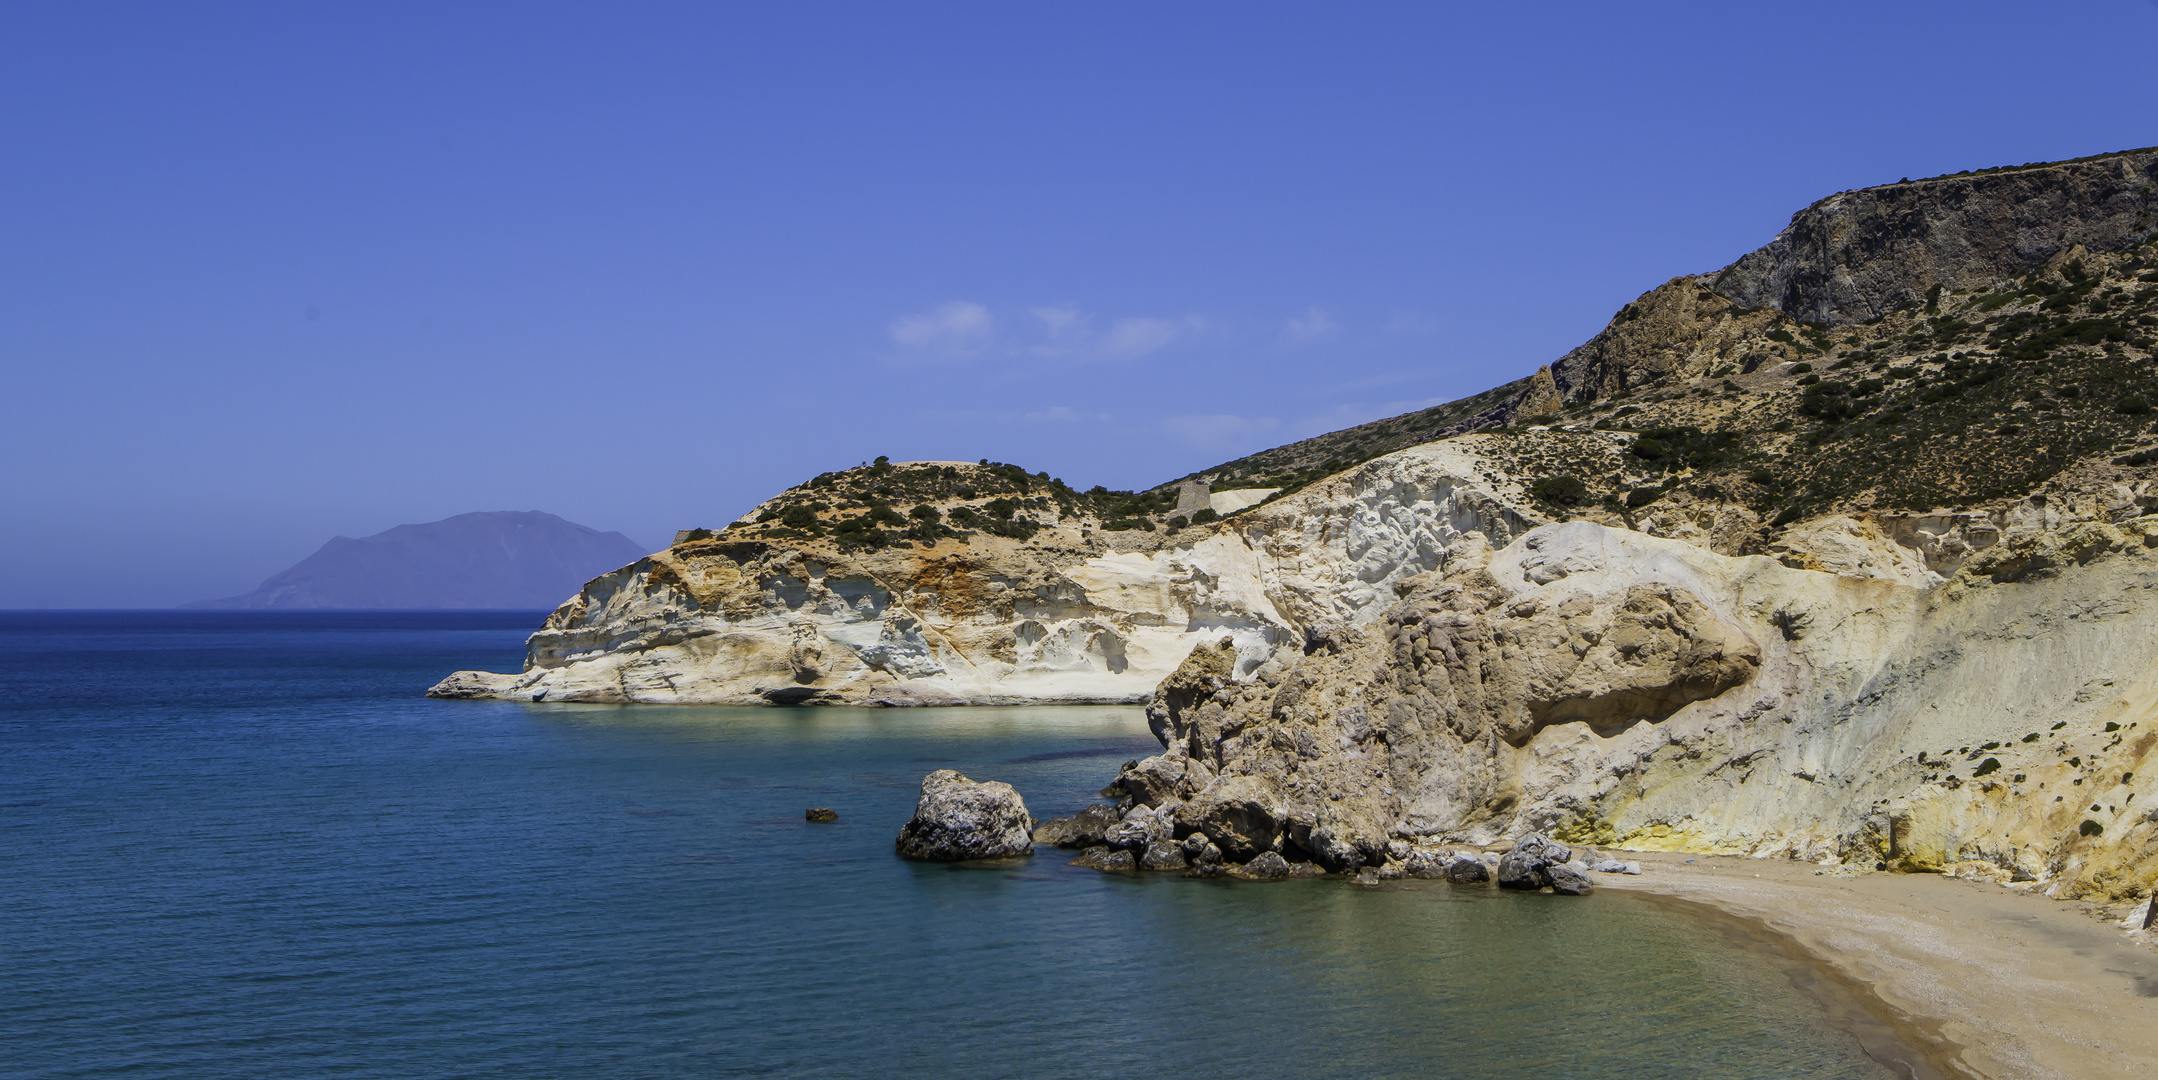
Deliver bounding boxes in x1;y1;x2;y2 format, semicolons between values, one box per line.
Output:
0;615;1905;1079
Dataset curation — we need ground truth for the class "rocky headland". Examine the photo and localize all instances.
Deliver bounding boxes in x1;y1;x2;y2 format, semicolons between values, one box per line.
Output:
436;147;2158;909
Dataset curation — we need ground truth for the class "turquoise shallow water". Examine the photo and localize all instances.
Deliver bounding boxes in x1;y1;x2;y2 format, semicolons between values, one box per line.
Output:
0;612;1905;1079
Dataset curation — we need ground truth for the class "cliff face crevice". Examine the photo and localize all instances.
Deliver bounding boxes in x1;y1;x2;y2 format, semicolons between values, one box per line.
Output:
1714;148;2158;324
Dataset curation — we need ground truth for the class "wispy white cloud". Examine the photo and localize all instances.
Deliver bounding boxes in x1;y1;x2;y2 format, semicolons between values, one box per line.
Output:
890;301;1204;363
1162;413;1280;451
1282;306;1340;346
889;301;993;359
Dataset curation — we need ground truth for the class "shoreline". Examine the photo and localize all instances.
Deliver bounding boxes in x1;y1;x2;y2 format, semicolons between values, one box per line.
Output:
1599;852;2158;1080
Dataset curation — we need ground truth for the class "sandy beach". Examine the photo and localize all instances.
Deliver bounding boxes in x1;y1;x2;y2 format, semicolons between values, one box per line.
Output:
1600;853;2158;1080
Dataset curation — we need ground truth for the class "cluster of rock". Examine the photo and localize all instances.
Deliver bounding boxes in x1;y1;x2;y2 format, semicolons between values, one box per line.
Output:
1033;796;1642;893
1495;835;1596;895
868;767;1656;898
1056;814;1326;880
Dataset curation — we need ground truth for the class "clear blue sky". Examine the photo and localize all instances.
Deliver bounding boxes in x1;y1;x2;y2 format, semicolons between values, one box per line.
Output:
5;2;2156;607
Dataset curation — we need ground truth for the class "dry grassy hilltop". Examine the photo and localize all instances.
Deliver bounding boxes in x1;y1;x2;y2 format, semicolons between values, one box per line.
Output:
435;146;2158;903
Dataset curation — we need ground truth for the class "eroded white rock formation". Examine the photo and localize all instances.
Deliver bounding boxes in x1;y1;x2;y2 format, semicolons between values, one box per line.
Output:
430;438;1543;706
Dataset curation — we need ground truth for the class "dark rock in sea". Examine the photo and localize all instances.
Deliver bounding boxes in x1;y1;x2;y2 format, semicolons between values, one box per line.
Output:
1140;841;1188;871
1496;850;1550;890
1182;833;1223;866
1493;834;1593;895
1073;846;1137;872
1546;863;1595;896
1401;850;1447;879
1032;804;1120;848
893;770;1034;861
805;807;838;823
1497;833;1571;890
1228;851;1292;881
1104;804;1173;853
1444;855;1493;884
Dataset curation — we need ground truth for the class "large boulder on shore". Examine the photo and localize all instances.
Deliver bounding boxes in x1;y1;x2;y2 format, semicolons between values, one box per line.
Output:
1546;862;1595;895
1496;834;1585;893
894;770;1035;861
1444;854;1493;884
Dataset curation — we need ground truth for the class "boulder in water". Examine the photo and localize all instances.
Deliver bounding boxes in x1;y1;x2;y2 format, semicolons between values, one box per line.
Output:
1495;833;1587;893
1182;833;1224;866
1496;849;1550;890
1033;804;1121;848
894;770;1034;861
1073;845;1137;871
1104;803;1174;852
1228;851;1292;881
1140;840;1188;871
1546;862;1595;895
1444;855;1493;884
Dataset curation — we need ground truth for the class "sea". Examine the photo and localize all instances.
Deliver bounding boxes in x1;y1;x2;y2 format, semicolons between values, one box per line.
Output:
0;611;1925;1079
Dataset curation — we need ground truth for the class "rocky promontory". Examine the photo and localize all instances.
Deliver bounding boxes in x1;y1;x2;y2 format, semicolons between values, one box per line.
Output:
436;147;2158;906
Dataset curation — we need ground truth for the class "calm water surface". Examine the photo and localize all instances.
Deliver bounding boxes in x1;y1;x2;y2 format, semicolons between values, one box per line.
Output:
0;612;1905;1078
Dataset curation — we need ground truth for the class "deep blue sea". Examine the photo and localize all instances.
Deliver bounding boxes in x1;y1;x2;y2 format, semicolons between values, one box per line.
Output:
0;612;1920;1079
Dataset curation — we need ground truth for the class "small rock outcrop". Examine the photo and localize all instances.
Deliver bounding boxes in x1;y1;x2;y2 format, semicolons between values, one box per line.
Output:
805;807;838;823
1103;804;1174;853
894;770;1034;861
1444;855;1493;884
1228;851;1293;881
1495;835;1578;893
1546;863;1595;896
1032;804;1121;848
1072;846;1136;871
1140;841;1188;871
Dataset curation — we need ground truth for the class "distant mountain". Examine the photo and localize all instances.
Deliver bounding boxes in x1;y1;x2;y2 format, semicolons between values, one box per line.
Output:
189;511;649;610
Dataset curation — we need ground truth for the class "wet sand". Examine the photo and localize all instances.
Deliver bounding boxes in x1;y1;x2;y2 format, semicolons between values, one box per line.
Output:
1600;852;2158;1080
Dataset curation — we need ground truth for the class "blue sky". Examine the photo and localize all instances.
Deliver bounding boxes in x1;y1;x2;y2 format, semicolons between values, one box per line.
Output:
5;2;2156;606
